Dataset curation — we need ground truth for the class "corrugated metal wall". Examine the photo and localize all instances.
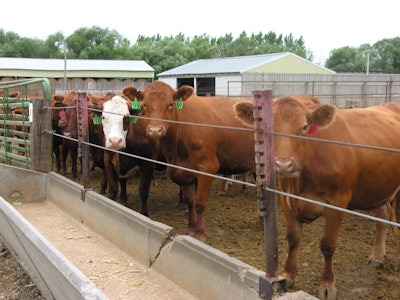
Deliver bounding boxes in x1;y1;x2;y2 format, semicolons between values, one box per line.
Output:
240;73;400;108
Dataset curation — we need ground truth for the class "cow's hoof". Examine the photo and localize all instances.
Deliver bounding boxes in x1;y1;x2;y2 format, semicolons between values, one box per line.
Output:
368;258;384;268
318;286;337;300
187;229;206;242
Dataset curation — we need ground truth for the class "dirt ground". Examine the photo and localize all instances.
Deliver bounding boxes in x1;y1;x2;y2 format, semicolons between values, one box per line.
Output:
85;167;400;300
0;239;44;299
2;165;400;299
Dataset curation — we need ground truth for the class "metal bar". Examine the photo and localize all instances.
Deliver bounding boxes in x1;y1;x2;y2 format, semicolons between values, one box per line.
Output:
77;92;90;191
253;89;287;299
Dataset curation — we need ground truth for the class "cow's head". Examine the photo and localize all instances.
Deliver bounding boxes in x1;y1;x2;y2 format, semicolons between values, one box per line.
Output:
52;101;67;129
122;81;194;139
60;100;79;138
101;96;132;150
233;96;336;178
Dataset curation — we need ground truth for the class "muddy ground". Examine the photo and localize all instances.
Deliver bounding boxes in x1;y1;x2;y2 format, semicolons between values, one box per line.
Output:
77;166;400;300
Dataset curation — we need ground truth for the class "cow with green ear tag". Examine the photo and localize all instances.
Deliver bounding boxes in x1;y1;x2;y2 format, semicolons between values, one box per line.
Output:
101;95;159;216
122;80;255;241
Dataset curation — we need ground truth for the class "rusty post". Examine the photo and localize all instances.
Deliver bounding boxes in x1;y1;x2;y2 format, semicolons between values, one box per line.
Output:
77;92;90;192
253;89;287;299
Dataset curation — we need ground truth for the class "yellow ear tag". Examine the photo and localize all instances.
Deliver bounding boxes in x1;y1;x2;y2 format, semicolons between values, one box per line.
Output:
176;97;183;109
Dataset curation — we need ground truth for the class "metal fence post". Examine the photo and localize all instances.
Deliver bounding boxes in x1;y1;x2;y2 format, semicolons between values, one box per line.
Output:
77;92;90;191
253;89;287;299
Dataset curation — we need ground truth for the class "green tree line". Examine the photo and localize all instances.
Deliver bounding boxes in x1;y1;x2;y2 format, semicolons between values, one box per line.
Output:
0;26;399;74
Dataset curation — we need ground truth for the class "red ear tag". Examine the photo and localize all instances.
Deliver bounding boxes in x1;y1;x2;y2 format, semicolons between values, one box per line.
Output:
59;110;66;118
308;124;319;134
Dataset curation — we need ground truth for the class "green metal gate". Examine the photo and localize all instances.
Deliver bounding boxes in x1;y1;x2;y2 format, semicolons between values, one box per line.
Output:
0;78;51;169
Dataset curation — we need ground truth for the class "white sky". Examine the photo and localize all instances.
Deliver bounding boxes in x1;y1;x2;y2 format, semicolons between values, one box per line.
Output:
1;1;398;65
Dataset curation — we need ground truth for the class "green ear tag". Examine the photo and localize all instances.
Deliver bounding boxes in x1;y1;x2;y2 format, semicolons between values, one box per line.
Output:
130;117;137;124
93;114;102;125
132;97;141;109
175;97;183;109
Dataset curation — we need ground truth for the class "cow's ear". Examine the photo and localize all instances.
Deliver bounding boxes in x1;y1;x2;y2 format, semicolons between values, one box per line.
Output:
175;85;194;102
309;104;336;130
122;86;143;102
233;102;254;128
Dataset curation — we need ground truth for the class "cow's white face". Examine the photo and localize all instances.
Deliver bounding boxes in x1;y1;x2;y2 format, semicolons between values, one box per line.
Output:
102;96;130;150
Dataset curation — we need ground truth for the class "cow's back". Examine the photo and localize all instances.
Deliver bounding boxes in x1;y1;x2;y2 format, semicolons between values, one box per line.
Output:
301;102;400;210
171;96;254;174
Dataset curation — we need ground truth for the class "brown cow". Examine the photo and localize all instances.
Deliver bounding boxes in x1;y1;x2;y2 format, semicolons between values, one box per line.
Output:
233;97;400;299
57;91;115;179
51;98;68;173
121;81;255;240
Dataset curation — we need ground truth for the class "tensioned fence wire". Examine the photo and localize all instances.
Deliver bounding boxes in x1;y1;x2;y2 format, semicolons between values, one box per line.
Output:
44;104;400;230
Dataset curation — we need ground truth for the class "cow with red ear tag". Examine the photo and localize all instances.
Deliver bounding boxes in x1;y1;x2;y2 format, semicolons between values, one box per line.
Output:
234;96;400;300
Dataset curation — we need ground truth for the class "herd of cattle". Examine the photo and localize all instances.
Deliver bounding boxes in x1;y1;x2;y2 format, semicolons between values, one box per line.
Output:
3;81;400;300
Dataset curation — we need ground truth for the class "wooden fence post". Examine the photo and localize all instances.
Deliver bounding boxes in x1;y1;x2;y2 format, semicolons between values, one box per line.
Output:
30;98;52;172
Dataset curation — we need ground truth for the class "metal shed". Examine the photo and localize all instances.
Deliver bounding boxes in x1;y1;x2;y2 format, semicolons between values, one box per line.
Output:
157;52;335;96
0;57;154;95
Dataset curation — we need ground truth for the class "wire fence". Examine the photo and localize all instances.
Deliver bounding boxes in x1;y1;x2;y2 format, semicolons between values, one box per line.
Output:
43;99;400;230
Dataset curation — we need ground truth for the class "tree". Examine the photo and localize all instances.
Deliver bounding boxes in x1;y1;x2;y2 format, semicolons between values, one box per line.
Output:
325;46;363;72
373;37;400;73
325;38;400;73
65;26;127;59
16;38;44;58
0;30;21;57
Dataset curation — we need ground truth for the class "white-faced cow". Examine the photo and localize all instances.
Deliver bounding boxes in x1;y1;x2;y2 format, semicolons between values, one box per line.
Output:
121;81;255;240
101;95;159;216
233;97;400;299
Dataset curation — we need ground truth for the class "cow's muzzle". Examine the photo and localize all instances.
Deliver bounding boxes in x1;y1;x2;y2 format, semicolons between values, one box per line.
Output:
275;157;300;178
146;125;165;139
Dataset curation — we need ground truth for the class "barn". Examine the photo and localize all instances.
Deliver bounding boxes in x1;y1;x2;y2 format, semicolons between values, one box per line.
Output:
0;57;154;96
157;52;335;97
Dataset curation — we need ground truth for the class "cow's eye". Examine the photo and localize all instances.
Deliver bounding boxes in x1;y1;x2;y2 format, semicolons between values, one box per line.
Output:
169;101;174;109
299;123;308;134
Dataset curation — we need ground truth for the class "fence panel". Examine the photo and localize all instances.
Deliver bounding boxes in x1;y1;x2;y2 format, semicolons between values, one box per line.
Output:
0;78;52;170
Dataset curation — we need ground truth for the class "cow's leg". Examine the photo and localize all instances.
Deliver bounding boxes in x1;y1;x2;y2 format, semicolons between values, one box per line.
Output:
179;183;197;233
104;151;118;200
393;193;400;270
53;143;61;173
70;145;78;178
219;175;234;194
317;209;344;300
119;177;128;205
60;143;68;175
99;167;107;195
137;163;155;217
369;202;390;267
177;187;187;210
281;196;303;288
190;174;214;241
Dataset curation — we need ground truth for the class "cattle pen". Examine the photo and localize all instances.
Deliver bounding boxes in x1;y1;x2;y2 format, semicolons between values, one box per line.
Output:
1;78;400;299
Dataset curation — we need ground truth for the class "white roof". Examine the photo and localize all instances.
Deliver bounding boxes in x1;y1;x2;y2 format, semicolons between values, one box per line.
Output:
0;57;154;72
157;53;292;76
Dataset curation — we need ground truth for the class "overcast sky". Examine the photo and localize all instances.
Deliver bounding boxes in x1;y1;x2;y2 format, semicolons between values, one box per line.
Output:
2;1;398;65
